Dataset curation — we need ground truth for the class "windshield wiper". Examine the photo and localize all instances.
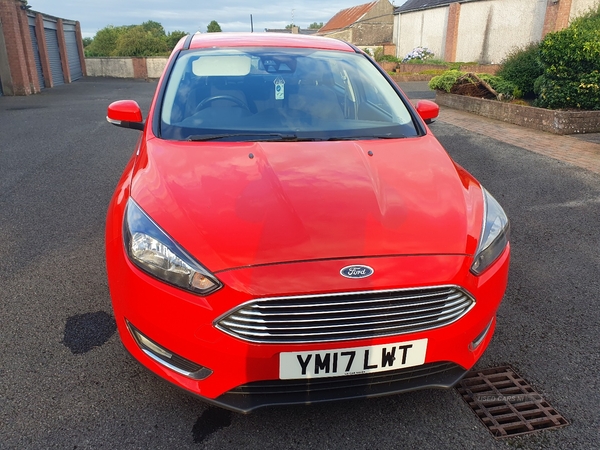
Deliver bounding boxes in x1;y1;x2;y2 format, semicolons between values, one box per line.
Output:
326;134;406;141
187;133;314;142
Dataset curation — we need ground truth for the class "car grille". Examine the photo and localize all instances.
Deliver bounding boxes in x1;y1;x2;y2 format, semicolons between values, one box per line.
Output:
215;285;475;343
213;362;467;413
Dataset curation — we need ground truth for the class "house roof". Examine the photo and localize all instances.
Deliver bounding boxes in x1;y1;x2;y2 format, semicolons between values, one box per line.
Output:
396;0;480;14
319;1;378;33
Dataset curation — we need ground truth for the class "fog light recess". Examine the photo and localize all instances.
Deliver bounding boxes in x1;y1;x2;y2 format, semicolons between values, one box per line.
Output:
470;318;494;351
127;321;212;380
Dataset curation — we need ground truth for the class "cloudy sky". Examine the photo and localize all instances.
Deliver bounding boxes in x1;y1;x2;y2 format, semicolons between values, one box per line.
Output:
33;0;406;38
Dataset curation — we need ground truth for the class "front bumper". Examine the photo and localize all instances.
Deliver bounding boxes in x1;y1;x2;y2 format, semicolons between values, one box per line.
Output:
211;361;468;412
107;234;509;412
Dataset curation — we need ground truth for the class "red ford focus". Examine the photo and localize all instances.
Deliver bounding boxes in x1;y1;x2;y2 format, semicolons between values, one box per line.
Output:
105;33;510;413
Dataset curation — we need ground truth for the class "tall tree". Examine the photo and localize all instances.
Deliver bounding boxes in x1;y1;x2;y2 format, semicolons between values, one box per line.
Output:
207;20;222;33
166;30;188;49
140;20;166;37
84;22;182;57
308;22;323;29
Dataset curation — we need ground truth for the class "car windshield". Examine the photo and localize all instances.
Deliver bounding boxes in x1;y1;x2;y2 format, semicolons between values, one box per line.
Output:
159;47;419;141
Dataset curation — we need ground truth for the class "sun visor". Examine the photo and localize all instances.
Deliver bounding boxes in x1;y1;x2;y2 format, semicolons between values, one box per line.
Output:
192;55;251;77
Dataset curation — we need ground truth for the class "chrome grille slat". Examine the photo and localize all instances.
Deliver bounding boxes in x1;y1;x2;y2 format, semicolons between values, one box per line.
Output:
221;305;458;330
242;290;460;310
232;299;462;323
215;286;475;343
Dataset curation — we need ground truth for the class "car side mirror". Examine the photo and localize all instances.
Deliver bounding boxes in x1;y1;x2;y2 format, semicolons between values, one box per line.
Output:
107;100;145;131
415;100;439;124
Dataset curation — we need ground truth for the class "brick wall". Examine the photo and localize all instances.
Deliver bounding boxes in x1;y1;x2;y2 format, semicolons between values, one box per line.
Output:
436;91;600;135
383;43;396;56
0;0;84;95
85;57;168;79
444;3;461;63
542;0;574;37
0;0;38;95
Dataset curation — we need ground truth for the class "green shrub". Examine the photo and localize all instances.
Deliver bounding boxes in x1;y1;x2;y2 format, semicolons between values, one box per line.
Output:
477;74;519;98
429;70;518;99
497;43;543;98
535;6;600;109
377;54;401;63
428;70;464;92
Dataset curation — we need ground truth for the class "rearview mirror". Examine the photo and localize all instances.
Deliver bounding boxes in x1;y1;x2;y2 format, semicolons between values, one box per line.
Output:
415;100;439;124
107;100;145;131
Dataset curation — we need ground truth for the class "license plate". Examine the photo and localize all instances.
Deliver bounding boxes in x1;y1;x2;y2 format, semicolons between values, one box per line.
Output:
279;339;427;380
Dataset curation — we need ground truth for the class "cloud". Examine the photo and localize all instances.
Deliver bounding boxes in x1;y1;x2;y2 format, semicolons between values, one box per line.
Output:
35;0;355;37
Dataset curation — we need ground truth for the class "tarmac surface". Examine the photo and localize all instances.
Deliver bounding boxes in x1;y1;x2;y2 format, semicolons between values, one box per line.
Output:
0;78;599;449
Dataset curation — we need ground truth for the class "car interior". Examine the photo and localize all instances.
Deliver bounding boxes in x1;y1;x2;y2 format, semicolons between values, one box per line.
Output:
160;50;417;140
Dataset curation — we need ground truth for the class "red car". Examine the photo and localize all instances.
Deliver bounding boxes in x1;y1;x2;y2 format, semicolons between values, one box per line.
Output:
106;33;510;413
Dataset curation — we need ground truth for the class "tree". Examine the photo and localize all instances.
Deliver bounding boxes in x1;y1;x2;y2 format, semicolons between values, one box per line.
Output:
85;25;125;56
140;20;166;38
82;37;93;47
165;30;188;49
114;26;169;57
285;23;296;29
84;22;184;57
207;20;222;33
308;22;323;29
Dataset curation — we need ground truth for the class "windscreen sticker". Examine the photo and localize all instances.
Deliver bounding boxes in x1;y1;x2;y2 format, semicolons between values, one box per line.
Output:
274;76;285;100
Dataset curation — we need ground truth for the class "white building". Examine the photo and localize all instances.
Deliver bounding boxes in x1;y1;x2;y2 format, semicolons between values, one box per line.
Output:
393;0;600;63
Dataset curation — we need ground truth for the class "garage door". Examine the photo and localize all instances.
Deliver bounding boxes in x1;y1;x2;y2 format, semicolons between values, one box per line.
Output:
28;17;45;88
63;23;83;81
43;19;64;86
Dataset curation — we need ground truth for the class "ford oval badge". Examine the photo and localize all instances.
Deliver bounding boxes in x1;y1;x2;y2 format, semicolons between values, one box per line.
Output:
340;265;374;279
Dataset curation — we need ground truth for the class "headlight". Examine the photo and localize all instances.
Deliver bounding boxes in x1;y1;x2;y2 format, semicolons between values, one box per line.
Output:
471;188;510;275
123;199;222;295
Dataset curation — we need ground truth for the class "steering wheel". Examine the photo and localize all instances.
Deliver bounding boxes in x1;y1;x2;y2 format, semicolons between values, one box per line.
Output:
195;95;250;113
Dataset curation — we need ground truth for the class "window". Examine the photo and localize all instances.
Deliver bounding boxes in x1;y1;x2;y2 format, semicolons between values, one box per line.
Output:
159;48;418;141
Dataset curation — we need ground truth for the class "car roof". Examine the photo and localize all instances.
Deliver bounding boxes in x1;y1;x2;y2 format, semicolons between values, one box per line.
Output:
184;32;356;52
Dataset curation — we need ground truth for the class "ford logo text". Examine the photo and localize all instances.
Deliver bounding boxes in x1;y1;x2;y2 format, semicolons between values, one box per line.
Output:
340;265;374;279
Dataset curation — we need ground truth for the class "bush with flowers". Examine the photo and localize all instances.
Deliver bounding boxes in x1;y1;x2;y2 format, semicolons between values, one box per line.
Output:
402;47;435;63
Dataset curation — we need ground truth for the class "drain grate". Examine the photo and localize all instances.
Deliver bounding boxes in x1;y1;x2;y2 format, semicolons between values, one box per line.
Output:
457;366;569;439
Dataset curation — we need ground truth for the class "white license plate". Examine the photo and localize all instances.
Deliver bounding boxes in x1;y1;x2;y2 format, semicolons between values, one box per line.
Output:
279;339;427;380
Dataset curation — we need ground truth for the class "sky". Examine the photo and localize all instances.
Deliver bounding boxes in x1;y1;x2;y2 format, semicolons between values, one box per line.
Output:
33;0;407;38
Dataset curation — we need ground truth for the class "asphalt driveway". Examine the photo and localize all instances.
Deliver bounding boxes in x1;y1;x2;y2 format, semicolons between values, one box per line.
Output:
0;78;598;449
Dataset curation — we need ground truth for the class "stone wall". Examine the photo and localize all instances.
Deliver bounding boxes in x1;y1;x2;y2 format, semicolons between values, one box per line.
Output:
395;63;499;74
436;92;600;135
85;57;168;79
352;0;395;46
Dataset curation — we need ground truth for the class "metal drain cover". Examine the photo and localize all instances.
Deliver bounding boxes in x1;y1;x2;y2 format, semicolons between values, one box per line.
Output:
457;366;569;439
